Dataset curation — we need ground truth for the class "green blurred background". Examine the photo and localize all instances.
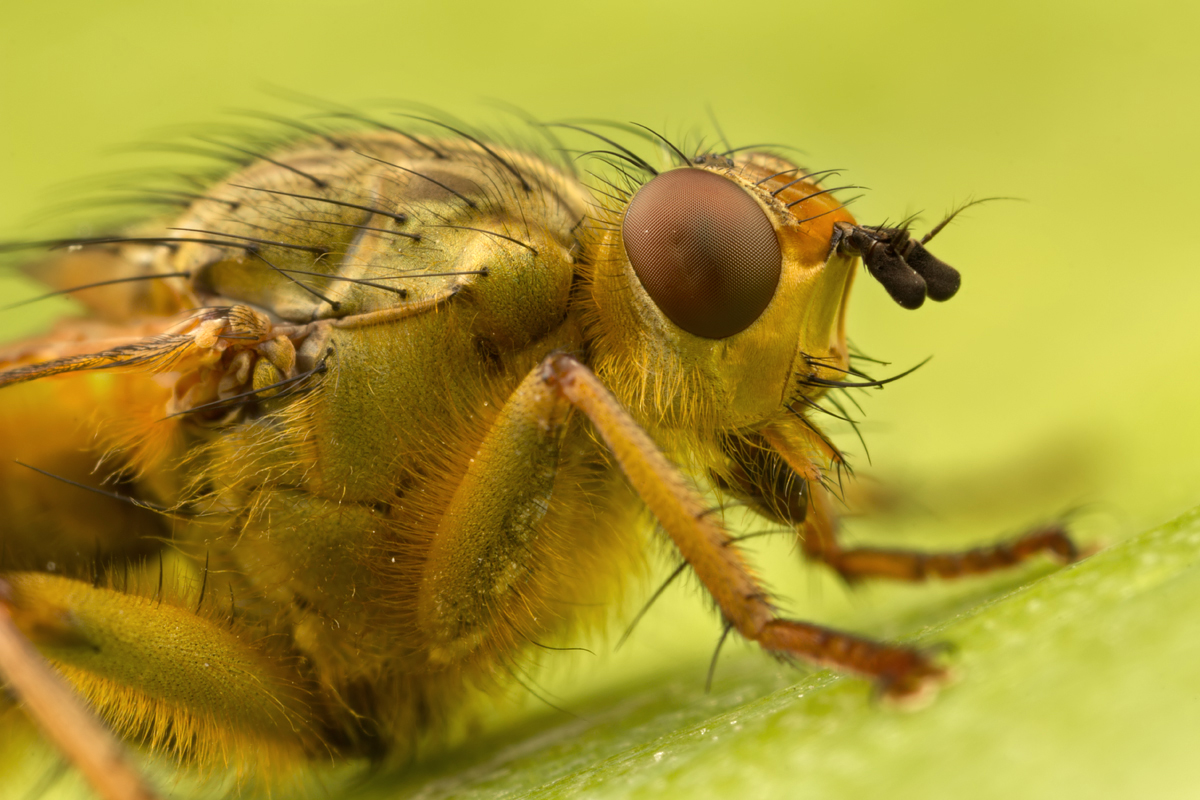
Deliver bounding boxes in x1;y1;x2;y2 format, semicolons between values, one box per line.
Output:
2;0;1199;798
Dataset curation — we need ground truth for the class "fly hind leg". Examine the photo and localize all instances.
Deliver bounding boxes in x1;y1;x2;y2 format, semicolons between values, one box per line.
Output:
0;566;327;783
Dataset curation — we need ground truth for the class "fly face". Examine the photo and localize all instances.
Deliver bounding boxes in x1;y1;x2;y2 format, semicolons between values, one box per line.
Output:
585;149;957;433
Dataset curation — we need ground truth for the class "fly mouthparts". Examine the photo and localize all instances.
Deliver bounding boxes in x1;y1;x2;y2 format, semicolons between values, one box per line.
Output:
833;222;962;309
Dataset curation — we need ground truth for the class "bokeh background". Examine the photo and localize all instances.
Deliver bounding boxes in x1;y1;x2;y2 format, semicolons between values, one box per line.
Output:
2;1;1199;798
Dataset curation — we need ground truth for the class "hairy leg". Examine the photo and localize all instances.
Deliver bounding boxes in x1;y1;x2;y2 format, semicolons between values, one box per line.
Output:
541;355;943;698
0;578;161;800
0;567;324;777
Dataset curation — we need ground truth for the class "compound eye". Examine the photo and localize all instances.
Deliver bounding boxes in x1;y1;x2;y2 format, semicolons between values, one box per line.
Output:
622;168;782;339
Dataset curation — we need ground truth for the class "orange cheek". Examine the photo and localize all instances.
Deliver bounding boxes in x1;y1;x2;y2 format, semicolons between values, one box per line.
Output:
736;158;858;269
775;188;858;269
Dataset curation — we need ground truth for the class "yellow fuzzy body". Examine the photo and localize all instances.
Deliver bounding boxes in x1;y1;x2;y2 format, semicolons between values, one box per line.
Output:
0;124;864;787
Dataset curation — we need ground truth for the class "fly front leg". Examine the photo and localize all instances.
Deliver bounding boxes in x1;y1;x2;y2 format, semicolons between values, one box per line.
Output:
746;421;1080;584
538;354;943;699
415;357;640;675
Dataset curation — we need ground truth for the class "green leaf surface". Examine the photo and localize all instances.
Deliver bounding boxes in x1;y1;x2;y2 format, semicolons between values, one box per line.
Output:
8;507;1197;799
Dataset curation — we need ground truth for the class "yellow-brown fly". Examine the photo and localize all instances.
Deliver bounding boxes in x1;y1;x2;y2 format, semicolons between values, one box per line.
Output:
0;115;1079;797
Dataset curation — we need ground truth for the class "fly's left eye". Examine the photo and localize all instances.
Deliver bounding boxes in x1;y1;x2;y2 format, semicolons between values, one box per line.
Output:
621;168;782;339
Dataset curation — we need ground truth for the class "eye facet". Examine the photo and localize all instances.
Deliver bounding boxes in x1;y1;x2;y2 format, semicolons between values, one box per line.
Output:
622;168;782;339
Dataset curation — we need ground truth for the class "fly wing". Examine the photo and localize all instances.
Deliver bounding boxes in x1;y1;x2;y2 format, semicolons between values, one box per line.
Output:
19;235;196;323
